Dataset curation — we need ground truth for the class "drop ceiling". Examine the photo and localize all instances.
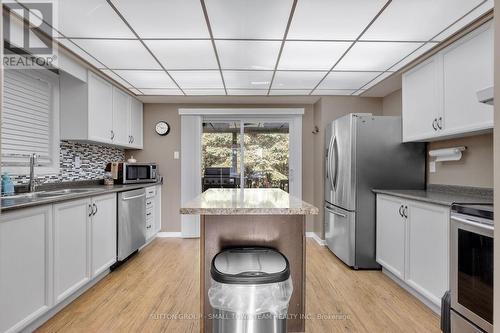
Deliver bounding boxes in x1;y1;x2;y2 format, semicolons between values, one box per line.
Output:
33;0;496;96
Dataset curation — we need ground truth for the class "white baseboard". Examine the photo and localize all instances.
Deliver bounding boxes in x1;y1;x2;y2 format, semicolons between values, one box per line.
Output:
306;232;326;246
156;232;182;238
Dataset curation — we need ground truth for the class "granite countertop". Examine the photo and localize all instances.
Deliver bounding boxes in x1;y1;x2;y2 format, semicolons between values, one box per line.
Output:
372;184;493;206
1;180;163;212
180;188;319;215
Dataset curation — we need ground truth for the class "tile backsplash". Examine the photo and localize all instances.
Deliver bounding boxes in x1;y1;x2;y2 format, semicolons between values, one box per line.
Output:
11;140;125;185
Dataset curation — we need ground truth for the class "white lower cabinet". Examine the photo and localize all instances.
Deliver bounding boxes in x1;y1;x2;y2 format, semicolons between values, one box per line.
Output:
376;194;449;309
0;206;53;333
90;194;117;277
53;199;91;304
145;185;162;240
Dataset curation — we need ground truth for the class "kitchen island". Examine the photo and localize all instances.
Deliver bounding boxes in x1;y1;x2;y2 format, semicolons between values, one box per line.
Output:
180;188;318;333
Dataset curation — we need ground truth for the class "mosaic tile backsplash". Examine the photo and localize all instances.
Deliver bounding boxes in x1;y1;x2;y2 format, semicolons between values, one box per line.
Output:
11;140;125;185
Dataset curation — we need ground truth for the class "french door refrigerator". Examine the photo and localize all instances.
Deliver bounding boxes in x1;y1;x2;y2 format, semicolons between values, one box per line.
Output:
324;113;425;269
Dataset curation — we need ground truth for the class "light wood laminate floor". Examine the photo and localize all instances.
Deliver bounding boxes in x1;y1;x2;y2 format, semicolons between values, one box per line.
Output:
36;238;440;333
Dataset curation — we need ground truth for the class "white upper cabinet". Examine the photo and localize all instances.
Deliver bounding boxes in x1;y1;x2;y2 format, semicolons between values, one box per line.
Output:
129;98;144;149
61;70;144;149
402;22;493;142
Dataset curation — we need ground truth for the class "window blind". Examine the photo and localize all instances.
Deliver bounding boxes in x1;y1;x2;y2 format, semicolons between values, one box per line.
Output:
2;69;53;166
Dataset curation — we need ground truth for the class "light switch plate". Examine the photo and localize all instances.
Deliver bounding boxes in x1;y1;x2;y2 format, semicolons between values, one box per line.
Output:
174;151;180;160
429;161;436;173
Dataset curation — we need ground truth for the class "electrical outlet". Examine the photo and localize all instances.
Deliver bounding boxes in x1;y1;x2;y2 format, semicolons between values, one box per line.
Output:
174;151;180;160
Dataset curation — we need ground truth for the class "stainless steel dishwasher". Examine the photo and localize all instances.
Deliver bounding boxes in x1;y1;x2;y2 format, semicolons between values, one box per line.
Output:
117;188;146;261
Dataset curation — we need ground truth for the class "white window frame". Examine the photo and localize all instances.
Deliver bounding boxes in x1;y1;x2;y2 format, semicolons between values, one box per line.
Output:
2;68;60;175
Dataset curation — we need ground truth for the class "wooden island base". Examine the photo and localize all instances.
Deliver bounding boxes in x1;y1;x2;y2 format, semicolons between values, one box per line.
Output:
200;214;306;333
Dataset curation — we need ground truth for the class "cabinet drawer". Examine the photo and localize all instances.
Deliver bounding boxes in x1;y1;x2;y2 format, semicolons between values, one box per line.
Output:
146;198;154;208
145;187;156;198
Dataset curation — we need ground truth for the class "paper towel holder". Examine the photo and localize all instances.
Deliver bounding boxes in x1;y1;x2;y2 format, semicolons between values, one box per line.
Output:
428;146;467;162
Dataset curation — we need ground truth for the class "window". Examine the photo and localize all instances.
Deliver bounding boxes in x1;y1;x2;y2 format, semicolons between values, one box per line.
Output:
1;69;60;175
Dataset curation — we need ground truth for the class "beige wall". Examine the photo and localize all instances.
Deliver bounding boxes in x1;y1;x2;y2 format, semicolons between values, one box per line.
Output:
493;2;499;331
312;96;384;238
382;88;494;189
126;103;315;233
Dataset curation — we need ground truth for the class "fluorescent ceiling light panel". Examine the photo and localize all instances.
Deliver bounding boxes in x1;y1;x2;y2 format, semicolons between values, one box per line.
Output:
335;42;422;71
145;40;218;70
139;88;184;95
288;0;387;40
110;0;209;38
223;71;273;89
317;71;381;90
269;90;312;95
278;41;352;70
362;0;486;41
216;40;281;70
184;89;226;95
170;71;223;89
73;39;160;69
359;72;392;91
113;70;177;88
100;69;133;88
58;0;134;38
272;71;326;89
227;90;268;95
205;0;293;39
434;1;493;41
56;39;105;68
312;89;356;95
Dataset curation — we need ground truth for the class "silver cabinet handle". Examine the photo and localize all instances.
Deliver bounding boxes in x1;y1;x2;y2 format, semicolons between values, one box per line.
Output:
128;135;131;143
131;136;135;143
110;130;115;140
399;205;404;217
403;205;408;219
88;204;93;217
122;193;146;201
93;203;98;216
437;117;443;130
325;206;346;218
432;119;438;131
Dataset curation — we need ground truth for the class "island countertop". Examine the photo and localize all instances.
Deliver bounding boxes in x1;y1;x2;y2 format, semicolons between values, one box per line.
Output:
180;188;319;215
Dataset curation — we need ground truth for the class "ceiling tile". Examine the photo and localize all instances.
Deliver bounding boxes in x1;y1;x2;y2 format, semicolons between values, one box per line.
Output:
216;40;281;70
223;71;273;89
145;40;218;70
269;90;312;95
278;41;351;70
434;1;493;41
362;0;486;41
272;71;326;89
335;42;423;71
205;0;293;39
288;0;387;40
56;38;105;68
170;71;224;89
110;0;209;38
139;88;184;95
317;71;381;90
100;69;133;88
227;90;268;95
184;89;226;95
73;39;160;69
58;0;134;38
360;72;392;90
312;89;356;95
388;43;437;72
113;70;177;88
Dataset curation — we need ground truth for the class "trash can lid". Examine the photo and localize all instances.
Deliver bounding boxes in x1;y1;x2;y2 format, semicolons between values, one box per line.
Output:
211;247;290;284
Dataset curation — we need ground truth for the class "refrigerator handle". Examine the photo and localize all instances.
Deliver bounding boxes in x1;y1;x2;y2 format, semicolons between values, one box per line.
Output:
326;135;335;182
325;206;347;218
332;136;339;190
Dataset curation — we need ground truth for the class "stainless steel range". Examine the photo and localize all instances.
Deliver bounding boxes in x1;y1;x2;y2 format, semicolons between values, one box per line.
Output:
450;203;494;333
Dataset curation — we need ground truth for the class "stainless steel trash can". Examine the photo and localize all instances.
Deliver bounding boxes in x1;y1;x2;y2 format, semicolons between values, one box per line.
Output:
208;248;293;333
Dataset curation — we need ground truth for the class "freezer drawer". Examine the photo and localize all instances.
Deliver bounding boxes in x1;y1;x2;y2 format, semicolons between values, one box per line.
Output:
325;204;356;267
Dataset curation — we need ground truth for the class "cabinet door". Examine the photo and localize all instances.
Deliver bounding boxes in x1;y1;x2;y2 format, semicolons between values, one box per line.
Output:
112;87;131;146
402;56;442;142
130;98;143;149
88;72;113;143
91;194;117;277
154;185;162;233
442;23;493;136
376;195;406;279
405;201;449;306
53;199;91;304
0;206;52;333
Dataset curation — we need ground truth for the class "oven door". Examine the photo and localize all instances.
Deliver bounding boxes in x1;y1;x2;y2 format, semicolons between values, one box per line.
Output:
451;214;493;333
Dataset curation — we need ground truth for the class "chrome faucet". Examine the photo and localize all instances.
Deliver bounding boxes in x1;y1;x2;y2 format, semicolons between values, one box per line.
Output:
28;153;38;192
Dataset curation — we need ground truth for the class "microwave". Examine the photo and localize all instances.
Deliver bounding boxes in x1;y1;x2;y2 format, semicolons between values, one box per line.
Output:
105;162;158;184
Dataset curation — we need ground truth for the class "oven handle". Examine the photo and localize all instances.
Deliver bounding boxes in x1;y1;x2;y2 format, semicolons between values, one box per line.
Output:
451;215;494;232
121;193;146;201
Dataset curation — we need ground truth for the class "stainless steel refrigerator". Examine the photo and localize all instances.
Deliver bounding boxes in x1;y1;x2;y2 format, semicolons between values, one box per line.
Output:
324;113;425;269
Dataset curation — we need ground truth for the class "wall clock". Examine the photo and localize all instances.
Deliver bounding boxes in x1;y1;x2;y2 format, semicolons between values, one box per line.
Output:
155;121;170;136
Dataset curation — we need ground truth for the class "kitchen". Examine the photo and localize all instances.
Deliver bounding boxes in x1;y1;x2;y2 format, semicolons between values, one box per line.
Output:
0;1;497;333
